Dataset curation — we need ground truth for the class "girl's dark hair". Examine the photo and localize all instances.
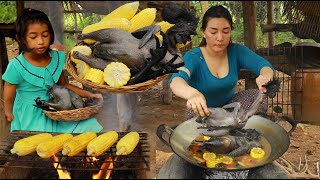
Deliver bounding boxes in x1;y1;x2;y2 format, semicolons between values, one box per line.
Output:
199;5;233;47
16;8;55;51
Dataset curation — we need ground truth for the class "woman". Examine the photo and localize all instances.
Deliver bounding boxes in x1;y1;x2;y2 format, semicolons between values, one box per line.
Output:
170;5;274;120
158;5;288;179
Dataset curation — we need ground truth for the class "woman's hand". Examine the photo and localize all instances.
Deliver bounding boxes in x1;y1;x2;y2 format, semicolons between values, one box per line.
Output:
5;112;14;123
256;74;273;93
186;92;210;117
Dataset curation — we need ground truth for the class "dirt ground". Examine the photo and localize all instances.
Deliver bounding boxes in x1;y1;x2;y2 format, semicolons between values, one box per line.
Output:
5;39;320;179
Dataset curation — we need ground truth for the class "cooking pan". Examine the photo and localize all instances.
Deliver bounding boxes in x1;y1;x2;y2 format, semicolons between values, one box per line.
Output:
157;115;296;171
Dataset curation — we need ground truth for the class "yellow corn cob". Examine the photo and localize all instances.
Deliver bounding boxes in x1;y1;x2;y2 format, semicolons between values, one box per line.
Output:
70;45;92;64
82;18;131;44
87;131;119;157
36;133;73;158
101;1;139;22
103;62;131;87
82;18;131;34
155;21;175;41
128;8;157;32
76;60;91;79
10;133;53;156
116;131;140;155
84;68;105;85
62;132;97;157
176;40;192;49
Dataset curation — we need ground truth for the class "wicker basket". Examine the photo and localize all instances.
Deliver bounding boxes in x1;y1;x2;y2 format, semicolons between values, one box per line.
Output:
65;41;169;93
43;98;103;121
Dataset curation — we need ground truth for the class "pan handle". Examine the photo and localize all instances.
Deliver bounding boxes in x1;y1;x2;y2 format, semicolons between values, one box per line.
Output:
156;124;174;147
275;115;297;136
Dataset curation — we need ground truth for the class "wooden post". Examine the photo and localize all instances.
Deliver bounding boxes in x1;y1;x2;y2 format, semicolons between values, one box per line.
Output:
267;1;275;48
201;1;209;15
242;1;257;90
0;33;10;141
16;1;24;19
242;1;257;50
0;1;24;141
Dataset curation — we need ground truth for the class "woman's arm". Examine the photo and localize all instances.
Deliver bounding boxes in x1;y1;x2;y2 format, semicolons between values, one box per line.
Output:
170;76;210;117
3;82;16;123
236;44;275;92
57;75;103;100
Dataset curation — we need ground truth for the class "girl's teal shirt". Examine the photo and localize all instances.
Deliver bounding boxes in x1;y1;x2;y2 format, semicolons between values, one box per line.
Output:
2;50;102;133
169;43;274;108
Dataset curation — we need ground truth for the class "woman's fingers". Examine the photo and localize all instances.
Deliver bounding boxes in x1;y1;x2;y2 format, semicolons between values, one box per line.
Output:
200;101;210;116
186;92;209;117
256;75;272;93
187;99;209;117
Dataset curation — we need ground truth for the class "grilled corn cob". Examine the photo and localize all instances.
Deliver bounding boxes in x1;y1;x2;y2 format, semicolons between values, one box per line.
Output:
82;18;131;44
155;21;175;41
103;62;131;87
70;45;92;64
62;132;97;157
101;1;139;22
10;133;53;156
37;133;73;158
128;8;157;32
87;131;119;157
76;60;91;79
84;68;105;85
116;131;140;155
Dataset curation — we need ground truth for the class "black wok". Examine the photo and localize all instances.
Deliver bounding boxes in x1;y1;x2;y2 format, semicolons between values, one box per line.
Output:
157;115;296;171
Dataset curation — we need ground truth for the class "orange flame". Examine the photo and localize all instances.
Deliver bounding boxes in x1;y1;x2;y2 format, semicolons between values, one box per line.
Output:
92;156;117;179
53;155;71;179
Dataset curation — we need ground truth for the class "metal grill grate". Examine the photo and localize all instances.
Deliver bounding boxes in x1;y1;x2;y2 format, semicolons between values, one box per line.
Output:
0;130;150;174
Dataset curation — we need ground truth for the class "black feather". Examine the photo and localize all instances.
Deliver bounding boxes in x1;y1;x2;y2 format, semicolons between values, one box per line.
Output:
262;78;281;98
33;97;56;112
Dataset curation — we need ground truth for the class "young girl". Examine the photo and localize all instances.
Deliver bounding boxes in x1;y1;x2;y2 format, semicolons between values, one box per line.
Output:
2;8;103;133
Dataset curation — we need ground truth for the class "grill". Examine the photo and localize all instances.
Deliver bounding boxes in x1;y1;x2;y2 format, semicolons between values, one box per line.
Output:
0;130;150;179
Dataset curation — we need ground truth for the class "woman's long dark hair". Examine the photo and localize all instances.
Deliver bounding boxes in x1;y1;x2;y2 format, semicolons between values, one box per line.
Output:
16;8;55;52
199;5;234;47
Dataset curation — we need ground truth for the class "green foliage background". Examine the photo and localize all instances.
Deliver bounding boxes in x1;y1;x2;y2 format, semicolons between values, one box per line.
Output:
0;1;315;52
0;1;16;23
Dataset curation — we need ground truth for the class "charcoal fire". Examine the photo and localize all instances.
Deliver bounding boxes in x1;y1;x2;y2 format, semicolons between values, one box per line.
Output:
0;130;150;179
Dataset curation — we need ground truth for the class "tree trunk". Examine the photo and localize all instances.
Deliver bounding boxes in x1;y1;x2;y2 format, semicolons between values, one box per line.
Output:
242;1;257;90
242;1;257;50
267;1;275;47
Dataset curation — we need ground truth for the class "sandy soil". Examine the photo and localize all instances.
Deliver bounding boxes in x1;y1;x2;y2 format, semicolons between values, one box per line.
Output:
5;38;320;179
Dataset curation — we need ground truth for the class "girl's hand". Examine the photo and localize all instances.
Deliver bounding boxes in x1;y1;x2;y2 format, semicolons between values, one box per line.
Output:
5;112;14;123
90;93;103;101
50;44;65;51
256;74;272;93
186;92;210;117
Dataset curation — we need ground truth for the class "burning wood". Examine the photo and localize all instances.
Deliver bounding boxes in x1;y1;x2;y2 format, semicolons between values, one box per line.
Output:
92;156;118;179
53;155;71;179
